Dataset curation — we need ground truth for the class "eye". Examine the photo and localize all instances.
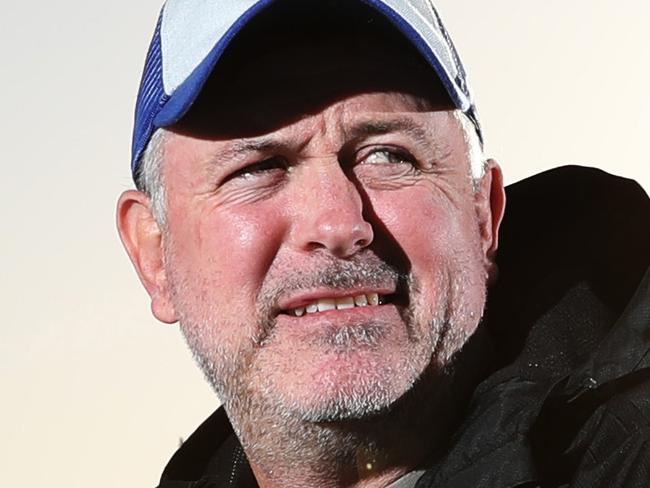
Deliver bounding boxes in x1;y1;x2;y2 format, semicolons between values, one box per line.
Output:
360;148;415;166
226;156;289;181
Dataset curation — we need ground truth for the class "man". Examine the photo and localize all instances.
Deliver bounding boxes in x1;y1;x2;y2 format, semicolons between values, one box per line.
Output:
118;1;650;487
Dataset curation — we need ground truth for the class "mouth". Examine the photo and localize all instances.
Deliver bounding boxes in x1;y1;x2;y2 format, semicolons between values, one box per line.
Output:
279;292;398;317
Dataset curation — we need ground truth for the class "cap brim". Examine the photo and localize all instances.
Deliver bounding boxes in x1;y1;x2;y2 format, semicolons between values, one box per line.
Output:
153;0;470;129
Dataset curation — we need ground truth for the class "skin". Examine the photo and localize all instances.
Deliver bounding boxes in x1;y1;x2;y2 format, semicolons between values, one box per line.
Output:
118;29;505;488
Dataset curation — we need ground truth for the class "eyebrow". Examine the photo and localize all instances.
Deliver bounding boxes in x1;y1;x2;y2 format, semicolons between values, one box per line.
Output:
347;117;430;143
230;138;284;153
346;116;450;158
206;137;286;168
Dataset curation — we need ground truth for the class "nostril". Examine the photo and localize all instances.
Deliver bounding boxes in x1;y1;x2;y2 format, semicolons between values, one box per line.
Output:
352;222;374;250
355;238;369;248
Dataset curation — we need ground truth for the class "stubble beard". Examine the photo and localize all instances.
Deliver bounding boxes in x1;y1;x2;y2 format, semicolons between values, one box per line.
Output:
168;247;486;468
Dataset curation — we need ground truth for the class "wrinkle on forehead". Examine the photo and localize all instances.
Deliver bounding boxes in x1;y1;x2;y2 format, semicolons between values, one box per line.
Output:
193;106;458;174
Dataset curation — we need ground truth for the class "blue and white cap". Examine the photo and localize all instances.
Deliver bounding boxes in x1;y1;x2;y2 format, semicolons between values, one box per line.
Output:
131;0;481;179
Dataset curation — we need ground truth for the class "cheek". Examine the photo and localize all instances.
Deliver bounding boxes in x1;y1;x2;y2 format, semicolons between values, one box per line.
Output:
371;187;464;267
166;200;288;306
370;186;484;303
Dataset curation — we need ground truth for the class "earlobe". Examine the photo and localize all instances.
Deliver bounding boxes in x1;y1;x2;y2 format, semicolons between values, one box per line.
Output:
474;159;506;283
116;190;178;324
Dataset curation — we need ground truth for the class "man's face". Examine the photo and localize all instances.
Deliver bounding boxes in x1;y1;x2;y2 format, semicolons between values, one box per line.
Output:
132;30;503;428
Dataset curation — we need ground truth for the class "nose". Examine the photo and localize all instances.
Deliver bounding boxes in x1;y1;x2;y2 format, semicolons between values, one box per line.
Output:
289;163;374;258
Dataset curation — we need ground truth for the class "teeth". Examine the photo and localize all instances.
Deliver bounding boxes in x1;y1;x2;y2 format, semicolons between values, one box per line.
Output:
317;298;336;312
290;293;385;316
354;294;368;306
337;297;355;310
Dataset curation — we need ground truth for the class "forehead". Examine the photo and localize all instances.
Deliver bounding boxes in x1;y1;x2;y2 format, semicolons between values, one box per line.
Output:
172;1;453;139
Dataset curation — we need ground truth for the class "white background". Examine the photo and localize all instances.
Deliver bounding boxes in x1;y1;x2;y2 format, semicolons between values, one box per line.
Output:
1;1;648;486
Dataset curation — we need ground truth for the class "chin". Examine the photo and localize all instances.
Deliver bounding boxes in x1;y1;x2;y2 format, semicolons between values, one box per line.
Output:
259;342;432;423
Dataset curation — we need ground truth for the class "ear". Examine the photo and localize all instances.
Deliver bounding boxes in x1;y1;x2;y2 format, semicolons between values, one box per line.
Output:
474;159;506;284
116;190;178;324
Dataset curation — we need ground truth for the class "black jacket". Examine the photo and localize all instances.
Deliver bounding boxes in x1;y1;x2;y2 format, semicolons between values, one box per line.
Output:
156;166;650;488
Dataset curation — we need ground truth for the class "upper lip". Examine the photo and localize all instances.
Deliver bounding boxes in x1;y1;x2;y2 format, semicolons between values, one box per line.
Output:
276;286;396;314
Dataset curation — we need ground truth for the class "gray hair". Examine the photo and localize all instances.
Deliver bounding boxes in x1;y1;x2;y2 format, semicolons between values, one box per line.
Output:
135;128;167;227
135;110;486;224
453;110;487;188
